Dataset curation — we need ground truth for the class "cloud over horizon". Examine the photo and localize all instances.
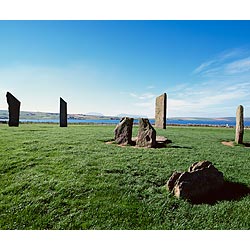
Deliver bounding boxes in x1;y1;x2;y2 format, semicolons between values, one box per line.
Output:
168;48;250;117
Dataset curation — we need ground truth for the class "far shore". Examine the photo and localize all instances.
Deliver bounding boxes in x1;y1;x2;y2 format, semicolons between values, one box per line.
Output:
1;120;250;128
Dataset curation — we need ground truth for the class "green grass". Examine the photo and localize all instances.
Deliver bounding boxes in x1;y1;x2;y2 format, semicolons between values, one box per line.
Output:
0;124;249;229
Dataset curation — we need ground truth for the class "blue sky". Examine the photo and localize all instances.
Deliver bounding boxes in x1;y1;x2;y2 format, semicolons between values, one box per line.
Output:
0;20;250;117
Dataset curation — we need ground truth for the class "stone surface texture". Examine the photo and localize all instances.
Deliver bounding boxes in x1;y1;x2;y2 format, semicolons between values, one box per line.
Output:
167;161;224;201
6;92;21;127
114;117;134;145
60;97;67;127
155;93;167;129
136;118;156;148
235;105;244;144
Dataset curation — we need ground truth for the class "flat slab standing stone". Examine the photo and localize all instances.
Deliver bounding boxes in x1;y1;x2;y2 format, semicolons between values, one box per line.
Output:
136;118;156;148
235;105;244;144
6;92;21;127
167;161;224;201
114;117;134;145
60;97;67;127
155;93;167;129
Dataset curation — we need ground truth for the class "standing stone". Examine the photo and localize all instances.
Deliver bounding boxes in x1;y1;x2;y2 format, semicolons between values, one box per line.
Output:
60;97;67;127
6;92;21;127
235;105;244;144
155;93;167;129
114;117;134;145
136;118;156;148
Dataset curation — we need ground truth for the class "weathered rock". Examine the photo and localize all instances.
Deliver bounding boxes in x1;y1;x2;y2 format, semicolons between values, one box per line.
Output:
235;105;244;144
166;171;182;191
188;160;213;172
60;97;67;127
136;118;156;148
167;161;224;201
114;117;134;145
6;92;21;127
155;93;167;129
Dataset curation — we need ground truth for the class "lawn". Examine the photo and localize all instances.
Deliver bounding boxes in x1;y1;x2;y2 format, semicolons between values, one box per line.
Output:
0;124;249;229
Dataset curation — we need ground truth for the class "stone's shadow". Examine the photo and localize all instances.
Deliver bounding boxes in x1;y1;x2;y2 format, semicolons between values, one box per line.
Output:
130;140;172;148
189;181;250;205
130;136;172;148
170;145;192;149
155;140;172;148
105;138;194;149
243;142;250;147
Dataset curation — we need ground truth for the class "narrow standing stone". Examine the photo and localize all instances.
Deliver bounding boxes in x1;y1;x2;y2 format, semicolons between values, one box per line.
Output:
235;105;244;144
136;118;156;148
114;117;134;145
60;97;67;127
155;93;167;129
6;92;21;127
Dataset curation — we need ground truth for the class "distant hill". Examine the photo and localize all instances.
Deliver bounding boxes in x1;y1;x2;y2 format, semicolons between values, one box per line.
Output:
169;117;250;122
0;110;59;120
0;110;119;120
1;110;250;122
85;112;104;116
116;114;148;118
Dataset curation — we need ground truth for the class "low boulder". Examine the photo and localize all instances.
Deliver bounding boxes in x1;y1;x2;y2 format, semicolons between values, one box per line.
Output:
167;161;224;201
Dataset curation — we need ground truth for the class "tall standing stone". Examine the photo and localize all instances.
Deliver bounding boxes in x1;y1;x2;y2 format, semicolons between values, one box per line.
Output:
235;105;244;144
6;92;21;127
136;118;156;148
155;93;167;129
114;117;134;145
60;97;67;127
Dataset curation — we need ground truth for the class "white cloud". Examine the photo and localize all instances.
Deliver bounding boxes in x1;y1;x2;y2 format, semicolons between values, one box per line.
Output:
129;92;156;100
193;48;250;77
134;101;154;108
129;93;138;98
146;85;155;89
225;82;250;91
193;60;216;74
184;48;250;117
225;57;250;74
167;81;250;117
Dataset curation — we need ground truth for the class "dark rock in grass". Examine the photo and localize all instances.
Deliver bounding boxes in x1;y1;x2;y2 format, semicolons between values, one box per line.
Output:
6;92;21;127
167;161;224;201
114;117;134;145
136;118;156;148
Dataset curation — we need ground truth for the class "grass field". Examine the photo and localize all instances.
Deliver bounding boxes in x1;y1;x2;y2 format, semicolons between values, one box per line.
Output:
0;124;249;229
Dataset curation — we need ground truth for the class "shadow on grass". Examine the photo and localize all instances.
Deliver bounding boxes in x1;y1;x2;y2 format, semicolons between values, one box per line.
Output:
104;139;194;150
243;142;250;147
155;139;173;148
190;181;250;205
170;145;192;149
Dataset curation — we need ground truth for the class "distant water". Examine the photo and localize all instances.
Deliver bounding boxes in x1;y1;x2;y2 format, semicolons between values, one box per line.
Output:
1;118;250;126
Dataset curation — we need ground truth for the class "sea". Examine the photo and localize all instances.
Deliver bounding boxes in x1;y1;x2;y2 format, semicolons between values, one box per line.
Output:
1;118;250;127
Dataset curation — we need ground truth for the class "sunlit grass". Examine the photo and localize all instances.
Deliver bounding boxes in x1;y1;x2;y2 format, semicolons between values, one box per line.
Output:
0;124;249;229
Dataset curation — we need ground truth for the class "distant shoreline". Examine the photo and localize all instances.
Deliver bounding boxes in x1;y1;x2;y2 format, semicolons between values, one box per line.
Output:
1;109;250;121
1;120;250;128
